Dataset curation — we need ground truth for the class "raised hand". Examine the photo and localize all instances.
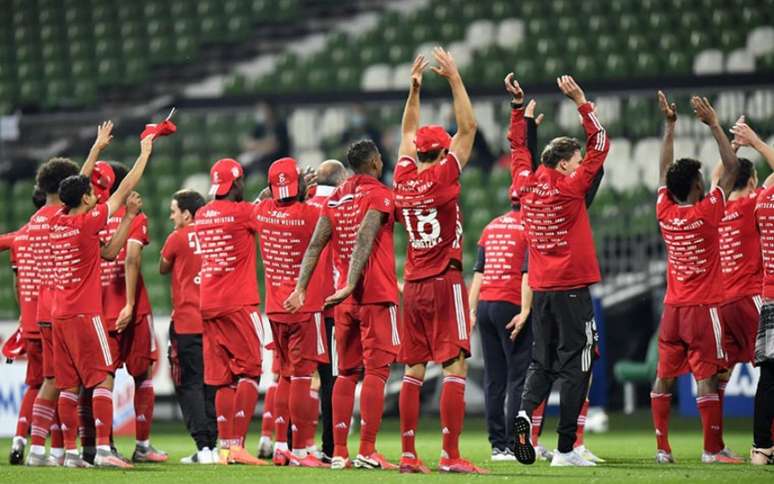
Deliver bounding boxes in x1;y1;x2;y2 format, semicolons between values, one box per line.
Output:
525;99;544;125
504;72;524;104
691;96;719;127
410;55;430;89
431;46;460;80
657;90;677;123
557;75;587;106
730;118;763;148
93;120;114;150
126;191;143;215
302;166;318;197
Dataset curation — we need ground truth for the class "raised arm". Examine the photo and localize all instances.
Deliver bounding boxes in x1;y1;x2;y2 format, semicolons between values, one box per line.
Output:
524;99;544;172
283;215;332;312
692;96;738;194
657;91;677;187
398;55;429;159
101;192;142;261
107;136;153;215
732;120;774;187
433;47;477;167
505;73;533;199
324;209;386;307
80;121;114;177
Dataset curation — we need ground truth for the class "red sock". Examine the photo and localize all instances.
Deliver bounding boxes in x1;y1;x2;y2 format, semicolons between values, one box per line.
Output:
697;394;723;454
359;372;387;456
50;409;63;449
134;379;155;443
531;400;546;446
274;377;290;445
650;392;672;453
290;376;314;451
574;399;589;448
261;383;277;438
233;378;260;447
92;387;113;447
78;389;95;448
332;374;358;458
215;385;236;448
399;375;422;458
307;389;320;448
15;386;38;438
717;380;727;449
440;376;466;460
57;391;79;451
30;397;56;446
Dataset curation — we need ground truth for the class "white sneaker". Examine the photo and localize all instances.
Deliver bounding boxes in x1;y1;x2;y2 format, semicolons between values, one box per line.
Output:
574;445;605;463
330;456;351;470
257;436;273;459
491;448;516;461
550;450;595;467
656;450;675;464
535;445;554;461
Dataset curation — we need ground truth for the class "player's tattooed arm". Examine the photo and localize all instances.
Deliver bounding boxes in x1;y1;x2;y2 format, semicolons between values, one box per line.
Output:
435;47;477;167
692;95;738;194
657;91;677;188
284;215;332;312
325;209;385;307
399;55;429;159
81;121;114;177
101;192;142;261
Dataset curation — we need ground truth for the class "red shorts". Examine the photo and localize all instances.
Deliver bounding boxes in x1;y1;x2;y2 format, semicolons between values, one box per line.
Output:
107;314;158;376
203;307;264;386
269;313;328;377
657;304;728;380
52;314;113;389
400;269;471;365
333;302;399;373
24;338;44;387
719;295;761;365
39;324;55;379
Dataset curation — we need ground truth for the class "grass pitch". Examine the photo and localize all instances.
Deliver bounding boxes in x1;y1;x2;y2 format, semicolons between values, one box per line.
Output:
0;412;770;483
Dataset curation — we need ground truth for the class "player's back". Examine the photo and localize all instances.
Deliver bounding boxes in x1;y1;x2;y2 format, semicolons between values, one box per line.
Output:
306;193;336;303
163;224;203;332
755;186;774;299
719;190;763;300
478;210;527;303
27;204;63;322
657;186;725;305
393;152;463;281
194;199;260;318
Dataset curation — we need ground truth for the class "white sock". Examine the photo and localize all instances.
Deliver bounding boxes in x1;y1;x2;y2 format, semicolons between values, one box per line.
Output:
12;436;26;447
292;448;308;458
137;439;150;448
30;444;46;456
274;441;288;452
259;435;272;445
50;448;65;459
66;449;80;457
97;445;111;453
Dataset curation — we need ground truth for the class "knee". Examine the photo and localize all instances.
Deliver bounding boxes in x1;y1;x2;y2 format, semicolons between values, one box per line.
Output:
442;352;468;377
652;377;675;394
365;366;390;382
338;368;361;381
696;377;718;395
404;363;427;381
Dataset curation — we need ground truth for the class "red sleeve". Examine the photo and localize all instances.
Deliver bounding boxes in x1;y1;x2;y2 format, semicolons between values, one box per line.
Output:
508;107;533;198
697;186;726;225
244;202;262;233
128;214;149;246
161;231;178;262
0;231;16;252
656;186;673;219
84;204;110;234
565;102;610;197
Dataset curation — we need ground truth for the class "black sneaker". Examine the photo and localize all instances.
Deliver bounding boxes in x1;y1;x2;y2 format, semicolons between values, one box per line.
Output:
513;414;536;465
9;447;24;465
320;453;333;465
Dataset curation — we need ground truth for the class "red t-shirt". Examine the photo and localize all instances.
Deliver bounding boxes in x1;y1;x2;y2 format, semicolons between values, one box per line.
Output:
0;227;40;338
323;175;398;305
393;153;464;281
719;189;763;301
307;190;337;318
477;210;528;305
99;206;152;326
161;225;203;334
50;204;110;318
194;200;261;319
755;186;774;299
255;199;325;321
657;186;726;306
27;204;64;322
510;102;609;291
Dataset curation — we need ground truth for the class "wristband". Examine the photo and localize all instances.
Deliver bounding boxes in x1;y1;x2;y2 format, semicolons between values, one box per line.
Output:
511;100;524;109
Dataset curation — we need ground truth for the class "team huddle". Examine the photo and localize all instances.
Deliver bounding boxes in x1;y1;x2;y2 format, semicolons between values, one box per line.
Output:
2;46;773;473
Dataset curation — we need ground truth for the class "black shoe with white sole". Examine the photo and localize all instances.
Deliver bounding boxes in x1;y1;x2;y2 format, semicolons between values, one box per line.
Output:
512;415;536;465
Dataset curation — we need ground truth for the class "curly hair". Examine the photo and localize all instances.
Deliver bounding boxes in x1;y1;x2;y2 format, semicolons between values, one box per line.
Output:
58;175;92;209
666;158;702;202
732;157;755;191
541;137;582;169
32;186;46;209
35;157;80;194
346;139;380;173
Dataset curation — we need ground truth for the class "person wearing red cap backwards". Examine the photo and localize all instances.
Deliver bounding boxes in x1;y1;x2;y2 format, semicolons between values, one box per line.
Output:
194;158;267;466
48;133;152;469
250;157;329;468
286;139;400;471
391;48;482;474
89;160;167;464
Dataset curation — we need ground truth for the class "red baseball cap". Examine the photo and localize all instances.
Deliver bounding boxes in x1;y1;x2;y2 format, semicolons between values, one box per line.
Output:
414;124;452;153
91;161;115;203
2;327;25;361
268;157;300;201
209;158;244;197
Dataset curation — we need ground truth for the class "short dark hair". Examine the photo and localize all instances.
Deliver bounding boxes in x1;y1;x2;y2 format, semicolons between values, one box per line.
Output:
666;158;702;202
346;139;379;173
417;149;443;163
36;157;79;194
32;186;46;209
732;157;755;191
58;175;92;209
172;189;206;217
541;137;582;169
109;161;129;194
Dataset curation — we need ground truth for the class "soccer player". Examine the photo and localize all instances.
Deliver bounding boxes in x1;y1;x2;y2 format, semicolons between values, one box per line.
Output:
25;122;114;467
49;134;153;468
649;92;740;464
392;49;482;474
161;189;218;464
508;73;609;467
286;141;399;471
194;158;266;466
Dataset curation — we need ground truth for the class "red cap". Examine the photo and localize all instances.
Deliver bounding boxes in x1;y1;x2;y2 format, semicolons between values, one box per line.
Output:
414;124;452;153
209;158;243;197
91;161;115;203
2;327;25;361
140;119;177;140
268;157;300;201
